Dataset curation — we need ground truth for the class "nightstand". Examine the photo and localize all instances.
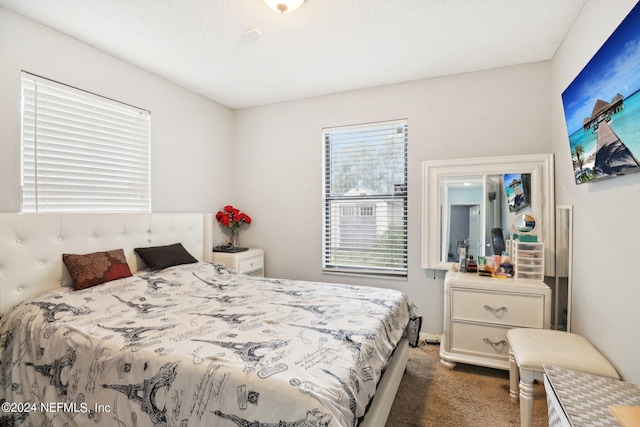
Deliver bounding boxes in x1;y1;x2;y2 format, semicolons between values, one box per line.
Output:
212;248;264;277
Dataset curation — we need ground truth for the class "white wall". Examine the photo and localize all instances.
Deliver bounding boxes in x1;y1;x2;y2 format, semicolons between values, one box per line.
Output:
0;7;234;242
551;0;640;383
234;63;552;336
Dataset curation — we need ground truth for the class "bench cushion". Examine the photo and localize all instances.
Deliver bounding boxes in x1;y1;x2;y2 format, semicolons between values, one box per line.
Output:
507;328;620;379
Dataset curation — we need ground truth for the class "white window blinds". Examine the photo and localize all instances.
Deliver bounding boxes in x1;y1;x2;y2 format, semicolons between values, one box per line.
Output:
322;119;408;276
21;72;151;213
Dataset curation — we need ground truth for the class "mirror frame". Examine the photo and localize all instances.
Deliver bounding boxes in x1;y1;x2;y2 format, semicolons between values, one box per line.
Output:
422;153;555;274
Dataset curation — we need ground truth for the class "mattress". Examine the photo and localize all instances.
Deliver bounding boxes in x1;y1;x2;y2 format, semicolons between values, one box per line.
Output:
0;262;421;427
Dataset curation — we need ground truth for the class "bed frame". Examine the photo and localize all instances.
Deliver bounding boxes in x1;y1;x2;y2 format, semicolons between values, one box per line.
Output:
0;212;408;427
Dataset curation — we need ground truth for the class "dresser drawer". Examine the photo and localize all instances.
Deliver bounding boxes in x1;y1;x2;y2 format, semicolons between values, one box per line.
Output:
239;255;263;273
451;288;544;327
450;321;511;359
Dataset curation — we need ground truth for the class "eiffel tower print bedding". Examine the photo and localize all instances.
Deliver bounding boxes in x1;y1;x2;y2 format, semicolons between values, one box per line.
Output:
0;262;421;427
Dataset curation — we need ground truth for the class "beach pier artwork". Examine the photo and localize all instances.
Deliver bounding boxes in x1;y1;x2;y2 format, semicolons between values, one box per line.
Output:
561;1;640;184
581;92;640;177
594;120;640;177
570;92;640;183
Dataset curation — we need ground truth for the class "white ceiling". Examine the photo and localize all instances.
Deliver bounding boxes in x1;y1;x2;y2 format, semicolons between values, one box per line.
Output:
0;0;587;109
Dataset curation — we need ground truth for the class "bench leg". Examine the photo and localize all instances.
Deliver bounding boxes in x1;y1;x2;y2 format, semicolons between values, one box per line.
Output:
519;368;535;427
509;348;519;402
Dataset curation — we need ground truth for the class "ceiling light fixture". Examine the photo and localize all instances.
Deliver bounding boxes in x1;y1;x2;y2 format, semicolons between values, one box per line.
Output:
262;0;306;14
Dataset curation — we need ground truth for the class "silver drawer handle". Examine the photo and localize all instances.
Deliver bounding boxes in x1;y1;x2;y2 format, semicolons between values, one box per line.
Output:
483;338;507;347
484;305;507;314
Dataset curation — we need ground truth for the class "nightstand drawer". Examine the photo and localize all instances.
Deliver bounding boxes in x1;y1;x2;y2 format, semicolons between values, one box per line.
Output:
239;255;263;273
451;288;544;327
212;248;264;277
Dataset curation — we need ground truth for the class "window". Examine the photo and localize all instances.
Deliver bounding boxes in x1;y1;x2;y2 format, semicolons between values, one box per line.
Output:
322;119;408;276
21;72;151;213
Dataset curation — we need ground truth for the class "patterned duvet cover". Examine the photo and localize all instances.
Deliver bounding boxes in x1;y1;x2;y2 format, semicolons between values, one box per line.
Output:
0;262;421;427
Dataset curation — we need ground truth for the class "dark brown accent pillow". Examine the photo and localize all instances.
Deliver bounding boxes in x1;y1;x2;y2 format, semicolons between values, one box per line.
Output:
63;249;133;291
134;243;198;270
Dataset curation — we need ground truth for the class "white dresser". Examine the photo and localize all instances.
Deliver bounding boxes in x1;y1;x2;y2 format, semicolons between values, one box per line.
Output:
440;271;551;370
212;248;264;277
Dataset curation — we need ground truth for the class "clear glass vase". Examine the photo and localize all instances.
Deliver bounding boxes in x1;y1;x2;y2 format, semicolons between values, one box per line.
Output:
230;227;240;248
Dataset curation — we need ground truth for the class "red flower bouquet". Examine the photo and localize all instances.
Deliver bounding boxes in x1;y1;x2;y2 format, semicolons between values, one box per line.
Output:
215;205;252;229
215;205;251;247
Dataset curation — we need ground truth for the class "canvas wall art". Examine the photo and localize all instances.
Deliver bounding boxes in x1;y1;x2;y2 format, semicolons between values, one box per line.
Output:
561;2;640;184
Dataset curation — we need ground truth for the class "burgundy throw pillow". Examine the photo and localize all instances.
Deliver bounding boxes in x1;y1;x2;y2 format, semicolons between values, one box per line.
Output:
63;249;133;290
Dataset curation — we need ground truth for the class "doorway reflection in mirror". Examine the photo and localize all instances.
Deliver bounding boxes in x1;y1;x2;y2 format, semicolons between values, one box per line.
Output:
441;175;503;263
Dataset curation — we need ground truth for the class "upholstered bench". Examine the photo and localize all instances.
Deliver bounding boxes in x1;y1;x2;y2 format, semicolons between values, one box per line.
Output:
506;328;620;427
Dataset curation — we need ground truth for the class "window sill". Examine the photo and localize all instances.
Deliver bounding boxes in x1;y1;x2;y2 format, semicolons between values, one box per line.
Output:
321;269;408;281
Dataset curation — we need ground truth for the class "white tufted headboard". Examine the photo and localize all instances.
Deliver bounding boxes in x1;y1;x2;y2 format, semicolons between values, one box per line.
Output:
0;213;214;315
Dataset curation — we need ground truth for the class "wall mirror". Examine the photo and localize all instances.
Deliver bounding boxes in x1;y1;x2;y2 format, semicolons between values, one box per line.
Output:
555;205;573;331
422;153;555;274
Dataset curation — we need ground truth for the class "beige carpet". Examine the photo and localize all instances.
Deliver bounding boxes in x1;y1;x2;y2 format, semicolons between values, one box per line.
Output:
385;343;548;426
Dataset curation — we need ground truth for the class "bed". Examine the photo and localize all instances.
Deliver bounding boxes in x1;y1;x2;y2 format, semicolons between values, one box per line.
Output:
0;213;421;427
